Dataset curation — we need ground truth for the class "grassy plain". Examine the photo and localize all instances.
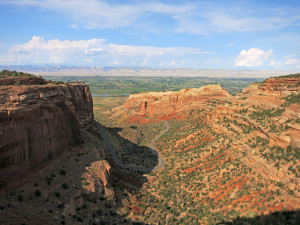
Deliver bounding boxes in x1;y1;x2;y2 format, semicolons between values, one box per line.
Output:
93;96;127;126
45;76;264;95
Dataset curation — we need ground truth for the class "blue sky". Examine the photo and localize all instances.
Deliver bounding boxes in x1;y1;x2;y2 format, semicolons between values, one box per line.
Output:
0;0;300;70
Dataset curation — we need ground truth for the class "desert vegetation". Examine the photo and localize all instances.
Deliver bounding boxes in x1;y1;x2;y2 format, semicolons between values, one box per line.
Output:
92;74;300;224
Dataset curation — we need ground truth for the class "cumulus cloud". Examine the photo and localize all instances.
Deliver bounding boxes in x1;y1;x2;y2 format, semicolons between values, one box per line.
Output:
2;36;205;67
235;48;273;67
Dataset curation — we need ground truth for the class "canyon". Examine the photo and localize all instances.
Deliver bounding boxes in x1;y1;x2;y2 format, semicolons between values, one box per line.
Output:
0;73;120;225
0;71;299;224
105;74;300;224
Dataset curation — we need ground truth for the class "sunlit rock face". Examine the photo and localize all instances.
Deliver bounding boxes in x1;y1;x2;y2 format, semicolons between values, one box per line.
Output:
121;85;231;119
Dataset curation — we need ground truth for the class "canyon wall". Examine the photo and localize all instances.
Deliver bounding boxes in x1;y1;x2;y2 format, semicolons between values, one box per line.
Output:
0;81;94;187
121;85;231;119
112;76;300;218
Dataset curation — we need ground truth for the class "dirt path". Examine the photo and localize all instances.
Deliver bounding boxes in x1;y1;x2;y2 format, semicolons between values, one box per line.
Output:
96;107;168;172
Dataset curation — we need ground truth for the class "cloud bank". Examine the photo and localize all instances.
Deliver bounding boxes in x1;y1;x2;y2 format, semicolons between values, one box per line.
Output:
2;36;209;67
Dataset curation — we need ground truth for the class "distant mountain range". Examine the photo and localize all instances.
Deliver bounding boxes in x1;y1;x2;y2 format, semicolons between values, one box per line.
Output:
0;65;298;78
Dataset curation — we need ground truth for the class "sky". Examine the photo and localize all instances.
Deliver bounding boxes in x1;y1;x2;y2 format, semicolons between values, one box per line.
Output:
0;0;300;70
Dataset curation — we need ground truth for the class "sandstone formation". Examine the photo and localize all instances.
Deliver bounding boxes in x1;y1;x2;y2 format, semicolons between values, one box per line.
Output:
81;160;114;200
121;85;231;119
0;78;94;190
111;75;300;220
119;79;300;152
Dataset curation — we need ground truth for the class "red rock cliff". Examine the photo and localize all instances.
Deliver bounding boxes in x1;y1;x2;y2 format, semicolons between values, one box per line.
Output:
121;85;231;119
0;82;93;186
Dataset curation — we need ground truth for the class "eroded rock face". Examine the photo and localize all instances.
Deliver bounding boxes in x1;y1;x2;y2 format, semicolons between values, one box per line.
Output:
113;77;300;212
81;160;114;200
0;83;94;187
122;85;231;119
63;160;114;216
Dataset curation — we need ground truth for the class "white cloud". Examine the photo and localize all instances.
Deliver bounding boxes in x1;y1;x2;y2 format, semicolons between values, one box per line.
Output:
3;0;191;29
268;57;299;68
84;48;104;56
207;12;298;32
2;0;299;34
174;3;300;35
1;36;203;67
284;54;297;59
283;58;299;65
235;48;273;67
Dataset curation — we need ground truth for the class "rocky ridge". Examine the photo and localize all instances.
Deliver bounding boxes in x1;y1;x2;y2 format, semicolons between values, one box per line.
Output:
109;75;300;223
120;84;231;120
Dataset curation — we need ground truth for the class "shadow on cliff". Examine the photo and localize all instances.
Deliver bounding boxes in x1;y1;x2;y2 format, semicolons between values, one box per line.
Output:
97;124;159;225
0;123;156;225
218;209;300;225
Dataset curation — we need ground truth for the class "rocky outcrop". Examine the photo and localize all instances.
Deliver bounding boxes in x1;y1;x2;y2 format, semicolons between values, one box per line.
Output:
261;77;299;93
239;77;300;100
0;76;49;85
0;82;93;188
81;160;114;200
121;85;231;119
64;160;114;216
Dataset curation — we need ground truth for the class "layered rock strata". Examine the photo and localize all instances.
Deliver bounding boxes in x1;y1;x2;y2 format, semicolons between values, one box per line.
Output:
121;85;231;119
0;82;93;187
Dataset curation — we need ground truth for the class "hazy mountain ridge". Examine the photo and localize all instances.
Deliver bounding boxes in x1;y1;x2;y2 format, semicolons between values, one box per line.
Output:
0;65;298;78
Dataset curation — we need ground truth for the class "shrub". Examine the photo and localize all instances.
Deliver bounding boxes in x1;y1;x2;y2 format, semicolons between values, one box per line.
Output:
96;209;102;215
284;93;300;105
14;80;21;86
35;189;41;197
17;195;23;201
59;170;66;175
61;183;68;189
0;70;35;78
54;192;61;198
57;203;64;209
45;176;52;185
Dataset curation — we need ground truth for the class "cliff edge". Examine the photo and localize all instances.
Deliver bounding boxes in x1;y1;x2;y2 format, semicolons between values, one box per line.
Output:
119;84;231;120
0;73;93;189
